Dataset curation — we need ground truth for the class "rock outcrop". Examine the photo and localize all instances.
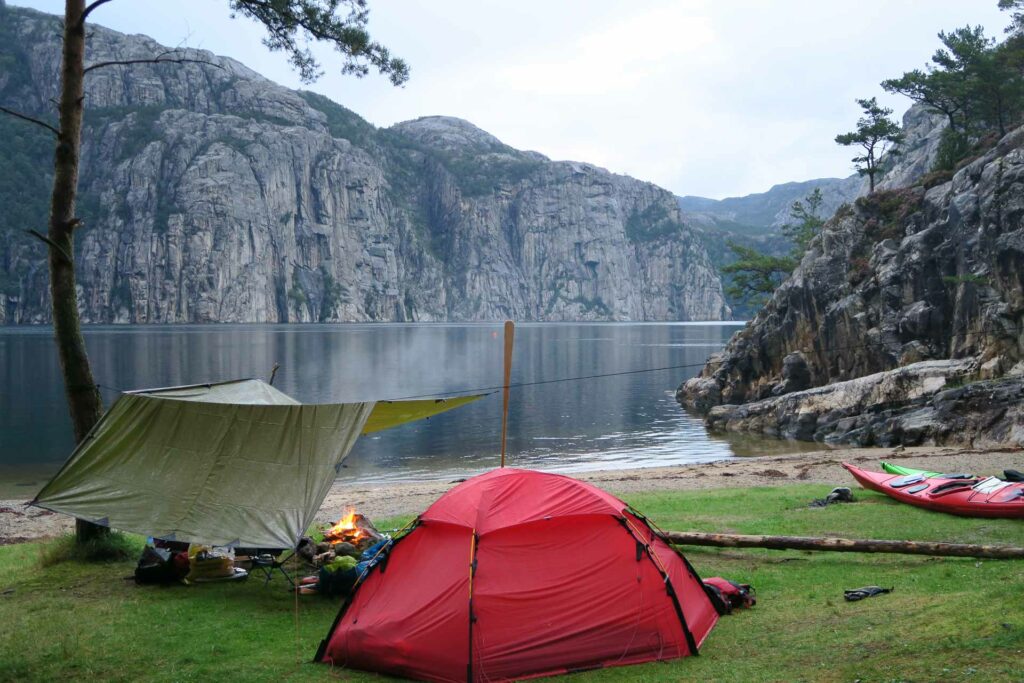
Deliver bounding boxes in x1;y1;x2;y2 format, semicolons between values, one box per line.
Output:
705;359;1024;448
678;117;1024;447
875;106;948;192
0;6;727;324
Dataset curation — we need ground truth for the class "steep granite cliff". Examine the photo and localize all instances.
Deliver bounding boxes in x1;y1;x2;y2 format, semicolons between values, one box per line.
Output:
0;6;726;324
678;118;1024;447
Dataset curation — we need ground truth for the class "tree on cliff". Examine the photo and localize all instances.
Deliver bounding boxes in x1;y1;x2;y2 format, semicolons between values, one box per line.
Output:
0;0;407;542
780;188;826;253
721;189;826;308
883;15;1024;171
881;28;993;135
720;244;794;308
999;0;1024;36
835;98;904;192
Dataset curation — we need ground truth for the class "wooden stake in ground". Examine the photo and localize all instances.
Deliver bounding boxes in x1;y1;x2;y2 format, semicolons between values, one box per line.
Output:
500;320;515;468
661;531;1024;560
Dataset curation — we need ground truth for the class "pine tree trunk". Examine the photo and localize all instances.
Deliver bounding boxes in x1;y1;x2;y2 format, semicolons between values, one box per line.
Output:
51;0;105;542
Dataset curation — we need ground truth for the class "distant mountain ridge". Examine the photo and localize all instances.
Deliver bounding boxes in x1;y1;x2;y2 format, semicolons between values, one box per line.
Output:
677;104;946;237
678;176;862;235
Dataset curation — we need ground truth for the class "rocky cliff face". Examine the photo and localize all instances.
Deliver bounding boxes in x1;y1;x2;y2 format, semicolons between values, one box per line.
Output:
678;117;1024;447
0;6;726;324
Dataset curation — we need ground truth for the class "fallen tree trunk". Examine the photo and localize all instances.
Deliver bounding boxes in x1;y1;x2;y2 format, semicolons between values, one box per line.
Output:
661;531;1024;560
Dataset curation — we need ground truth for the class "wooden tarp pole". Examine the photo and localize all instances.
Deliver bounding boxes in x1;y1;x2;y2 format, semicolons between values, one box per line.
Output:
661;530;1024;560
500;320;515;468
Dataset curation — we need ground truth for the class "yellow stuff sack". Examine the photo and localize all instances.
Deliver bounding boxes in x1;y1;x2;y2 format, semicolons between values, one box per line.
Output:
186;544;235;581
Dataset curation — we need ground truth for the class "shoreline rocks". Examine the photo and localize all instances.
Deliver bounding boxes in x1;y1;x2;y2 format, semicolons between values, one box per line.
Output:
694;358;1022;446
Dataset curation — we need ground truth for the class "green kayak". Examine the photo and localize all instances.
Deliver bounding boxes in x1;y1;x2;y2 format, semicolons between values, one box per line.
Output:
879;461;973;479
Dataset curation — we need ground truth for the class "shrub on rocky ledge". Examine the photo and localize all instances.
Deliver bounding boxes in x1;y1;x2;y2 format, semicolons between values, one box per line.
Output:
855;188;923;243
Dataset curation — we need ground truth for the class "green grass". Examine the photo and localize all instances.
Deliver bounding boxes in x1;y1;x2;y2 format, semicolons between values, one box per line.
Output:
0;485;1021;682
37;531;137;567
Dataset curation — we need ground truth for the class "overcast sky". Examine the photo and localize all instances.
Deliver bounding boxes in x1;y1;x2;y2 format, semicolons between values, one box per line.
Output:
10;1;1011;199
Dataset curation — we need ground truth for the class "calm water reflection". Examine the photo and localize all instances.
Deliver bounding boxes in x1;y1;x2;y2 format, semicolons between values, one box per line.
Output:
0;322;809;493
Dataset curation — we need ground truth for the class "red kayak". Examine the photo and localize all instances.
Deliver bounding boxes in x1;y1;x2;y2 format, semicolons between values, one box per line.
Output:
843;463;1024;519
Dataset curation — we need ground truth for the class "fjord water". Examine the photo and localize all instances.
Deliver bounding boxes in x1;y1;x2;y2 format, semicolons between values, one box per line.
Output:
0;322;799;492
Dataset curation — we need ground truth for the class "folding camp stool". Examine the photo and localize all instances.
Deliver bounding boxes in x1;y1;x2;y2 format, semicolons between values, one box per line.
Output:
247;550;296;589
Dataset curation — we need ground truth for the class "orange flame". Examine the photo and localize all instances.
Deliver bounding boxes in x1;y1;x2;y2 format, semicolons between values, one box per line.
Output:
326;507;364;541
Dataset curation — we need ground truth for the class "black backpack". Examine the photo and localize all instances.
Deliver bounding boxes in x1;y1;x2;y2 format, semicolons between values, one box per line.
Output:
134;546;187;585
703;577;756;615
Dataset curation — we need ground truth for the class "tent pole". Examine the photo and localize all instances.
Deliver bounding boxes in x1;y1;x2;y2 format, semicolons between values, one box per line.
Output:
500;321;515;468
269;363;281;386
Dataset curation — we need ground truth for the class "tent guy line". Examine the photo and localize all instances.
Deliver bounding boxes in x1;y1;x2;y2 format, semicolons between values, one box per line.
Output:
89;336;927;404
378;337;931;401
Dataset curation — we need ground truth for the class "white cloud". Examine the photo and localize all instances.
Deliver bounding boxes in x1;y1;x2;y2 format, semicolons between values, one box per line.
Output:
494;5;716;96
8;0;1012;198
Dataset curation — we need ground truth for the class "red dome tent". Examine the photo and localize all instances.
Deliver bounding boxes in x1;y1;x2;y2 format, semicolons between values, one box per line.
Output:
315;468;718;682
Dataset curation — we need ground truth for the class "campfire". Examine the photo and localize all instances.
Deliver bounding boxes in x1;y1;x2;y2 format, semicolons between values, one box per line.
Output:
323;508;382;553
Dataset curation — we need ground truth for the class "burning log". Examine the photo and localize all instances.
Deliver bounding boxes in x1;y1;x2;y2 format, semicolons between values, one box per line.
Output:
323;508;383;554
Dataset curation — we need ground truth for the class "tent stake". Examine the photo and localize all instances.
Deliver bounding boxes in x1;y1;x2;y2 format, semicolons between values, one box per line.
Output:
661;530;1024;559
500;321;515;468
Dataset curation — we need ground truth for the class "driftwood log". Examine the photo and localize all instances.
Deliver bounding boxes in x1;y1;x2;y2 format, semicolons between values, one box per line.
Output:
661;531;1024;560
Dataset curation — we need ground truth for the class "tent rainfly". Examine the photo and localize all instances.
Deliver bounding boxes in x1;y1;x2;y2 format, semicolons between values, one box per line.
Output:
31;379;482;550
316;468;719;682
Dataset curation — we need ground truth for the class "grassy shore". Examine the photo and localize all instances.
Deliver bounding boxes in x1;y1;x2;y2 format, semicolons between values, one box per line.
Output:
1;483;1021;682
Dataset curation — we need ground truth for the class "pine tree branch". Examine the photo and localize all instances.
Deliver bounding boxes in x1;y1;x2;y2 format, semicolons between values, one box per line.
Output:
84;54;223;75
0;106;60;137
25;229;73;264
80;0;117;26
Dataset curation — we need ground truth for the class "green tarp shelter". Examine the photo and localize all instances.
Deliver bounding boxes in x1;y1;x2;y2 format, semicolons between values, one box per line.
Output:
31;379;481;549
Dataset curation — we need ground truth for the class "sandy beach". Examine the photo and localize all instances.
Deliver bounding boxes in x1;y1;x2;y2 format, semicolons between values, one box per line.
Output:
3;445;1021;544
